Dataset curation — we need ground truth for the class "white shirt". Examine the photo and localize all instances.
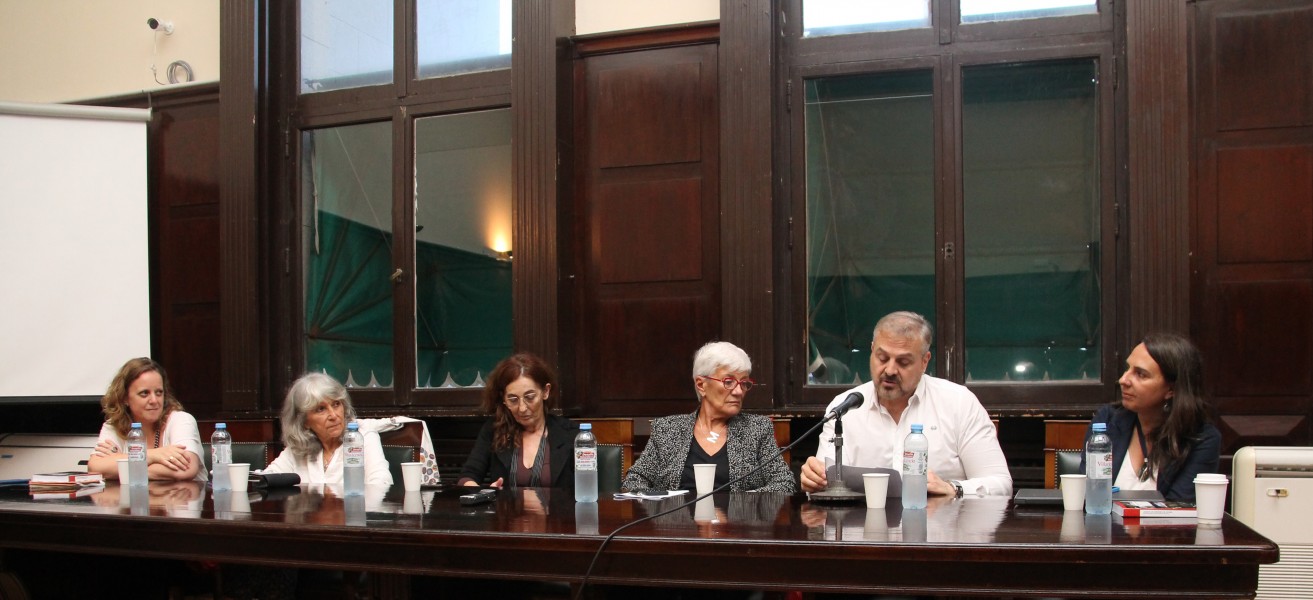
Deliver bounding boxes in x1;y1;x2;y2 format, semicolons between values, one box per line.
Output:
96;410;207;482
262;431;393;486
1114;448;1158;492
815;375;1013;497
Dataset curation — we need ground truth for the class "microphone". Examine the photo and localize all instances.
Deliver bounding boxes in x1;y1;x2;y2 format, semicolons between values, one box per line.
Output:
825;392;864;420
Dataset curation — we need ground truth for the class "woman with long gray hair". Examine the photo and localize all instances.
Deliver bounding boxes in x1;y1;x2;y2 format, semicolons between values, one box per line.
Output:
262;372;393;486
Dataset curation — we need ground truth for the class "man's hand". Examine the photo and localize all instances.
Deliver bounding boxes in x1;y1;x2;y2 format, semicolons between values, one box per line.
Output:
800;456;828;493
927;470;955;496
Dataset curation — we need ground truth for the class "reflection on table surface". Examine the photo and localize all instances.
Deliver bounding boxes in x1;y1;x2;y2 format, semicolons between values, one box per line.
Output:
0;482;1266;547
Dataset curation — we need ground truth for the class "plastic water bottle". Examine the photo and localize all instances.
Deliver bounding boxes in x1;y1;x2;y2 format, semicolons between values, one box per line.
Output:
901;424;928;509
211;423;232;491
574;423;598;502
1085;422;1113;515
126;422;148;487
343;422;364;496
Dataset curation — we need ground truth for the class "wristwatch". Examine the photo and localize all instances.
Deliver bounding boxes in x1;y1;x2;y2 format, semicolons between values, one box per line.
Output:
950;480;964;498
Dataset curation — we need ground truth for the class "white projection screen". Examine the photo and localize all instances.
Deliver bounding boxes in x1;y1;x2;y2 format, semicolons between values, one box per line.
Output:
0;102;151;403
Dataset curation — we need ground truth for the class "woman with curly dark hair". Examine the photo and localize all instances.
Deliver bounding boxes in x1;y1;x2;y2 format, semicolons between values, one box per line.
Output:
457;353;579;489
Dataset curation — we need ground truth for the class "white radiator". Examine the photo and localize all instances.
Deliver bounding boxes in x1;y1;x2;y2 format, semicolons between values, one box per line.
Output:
0;433;99;480
1232;446;1313;600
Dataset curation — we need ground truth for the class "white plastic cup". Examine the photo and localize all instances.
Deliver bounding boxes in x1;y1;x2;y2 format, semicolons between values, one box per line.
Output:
693;464;716;496
228;463;251;492
863;472;890;509
1060;474;1087;511
401;462;423;491
1194;473;1229;523
117;458;131;486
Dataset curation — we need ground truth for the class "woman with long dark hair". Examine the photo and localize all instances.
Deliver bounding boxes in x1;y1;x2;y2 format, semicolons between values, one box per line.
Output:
1082;332;1221;501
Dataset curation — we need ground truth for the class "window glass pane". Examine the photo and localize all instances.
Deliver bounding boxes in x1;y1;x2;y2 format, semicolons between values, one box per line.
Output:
417;0;512;79
300;0;393;93
803;0;930;37
962;59;1100;382
960;0;1097;24
805;71;937;385
414;109;513;388
303;122;395;387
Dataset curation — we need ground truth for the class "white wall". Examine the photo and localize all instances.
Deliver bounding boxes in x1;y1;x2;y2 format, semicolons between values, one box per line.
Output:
0;1;716;103
576;0;718;35
0;0;220;103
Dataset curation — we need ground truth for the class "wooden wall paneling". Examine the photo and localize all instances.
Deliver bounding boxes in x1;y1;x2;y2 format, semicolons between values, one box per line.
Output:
153;98;222;417
575;42;720;417
1213;3;1313;132
1193;0;1313;454
1215;145;1313;264
1127;0;1191;337
512;0;573;367
720;0;776;409
219;2;265;412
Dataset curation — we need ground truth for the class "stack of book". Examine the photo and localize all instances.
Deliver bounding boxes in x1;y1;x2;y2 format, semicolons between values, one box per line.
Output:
28;471;105;499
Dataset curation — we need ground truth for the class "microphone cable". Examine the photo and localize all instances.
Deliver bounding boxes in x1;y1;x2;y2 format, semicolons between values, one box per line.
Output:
571;413;840;600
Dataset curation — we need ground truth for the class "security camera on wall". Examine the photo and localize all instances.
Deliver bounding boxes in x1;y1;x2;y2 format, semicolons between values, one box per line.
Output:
146;17;174;35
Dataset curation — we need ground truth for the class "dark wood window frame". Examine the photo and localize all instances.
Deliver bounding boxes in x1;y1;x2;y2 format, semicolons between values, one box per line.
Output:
776;0;1125;416
221;1;572;414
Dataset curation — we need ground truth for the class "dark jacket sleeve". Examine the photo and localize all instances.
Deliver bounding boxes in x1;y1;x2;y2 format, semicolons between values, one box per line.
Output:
1160;423;1221;502
458;419;502;486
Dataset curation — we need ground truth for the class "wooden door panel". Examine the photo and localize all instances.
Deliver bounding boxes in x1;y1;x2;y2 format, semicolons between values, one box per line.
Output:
595;61;704;168
575;41;720;416
1194;0;1313;454
596;177;704;283
1216;144;1313;264
1214;4;1313;131
1213;280;1313;397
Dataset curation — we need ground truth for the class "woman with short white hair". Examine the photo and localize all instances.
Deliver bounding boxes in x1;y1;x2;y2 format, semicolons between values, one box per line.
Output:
622;341;795;493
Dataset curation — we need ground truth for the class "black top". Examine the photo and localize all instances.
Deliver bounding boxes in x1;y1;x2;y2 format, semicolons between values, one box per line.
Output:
458;414;579;489
1080;405;1221;502
678;437;730;492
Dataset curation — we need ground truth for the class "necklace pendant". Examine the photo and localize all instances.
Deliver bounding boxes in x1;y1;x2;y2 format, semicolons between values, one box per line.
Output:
706;430;720;443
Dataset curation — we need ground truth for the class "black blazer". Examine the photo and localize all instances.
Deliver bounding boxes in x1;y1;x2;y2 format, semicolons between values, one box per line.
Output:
459;414;579;489
1081;405;1221;502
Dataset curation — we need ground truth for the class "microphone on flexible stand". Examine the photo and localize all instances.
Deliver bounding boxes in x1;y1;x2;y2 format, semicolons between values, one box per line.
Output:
809;392;867;502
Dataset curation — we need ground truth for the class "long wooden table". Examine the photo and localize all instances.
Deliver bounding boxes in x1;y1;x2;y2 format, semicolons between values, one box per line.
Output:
0;482;1278;598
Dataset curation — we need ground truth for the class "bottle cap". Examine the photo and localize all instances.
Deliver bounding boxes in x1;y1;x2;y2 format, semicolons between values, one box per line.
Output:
910;424;923;433
131;422;142;428
1092;422;1107;432
216;423;227;429
347;422;359;430
580;423;592;430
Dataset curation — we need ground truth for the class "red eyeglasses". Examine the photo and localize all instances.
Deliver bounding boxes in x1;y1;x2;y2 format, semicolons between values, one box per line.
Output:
698;375;756;392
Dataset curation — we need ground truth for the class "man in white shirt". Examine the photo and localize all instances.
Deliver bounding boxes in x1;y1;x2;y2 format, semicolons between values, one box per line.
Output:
800;311;1013;497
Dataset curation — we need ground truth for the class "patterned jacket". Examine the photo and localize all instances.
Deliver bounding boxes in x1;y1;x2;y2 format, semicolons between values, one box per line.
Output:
622;409;796;493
